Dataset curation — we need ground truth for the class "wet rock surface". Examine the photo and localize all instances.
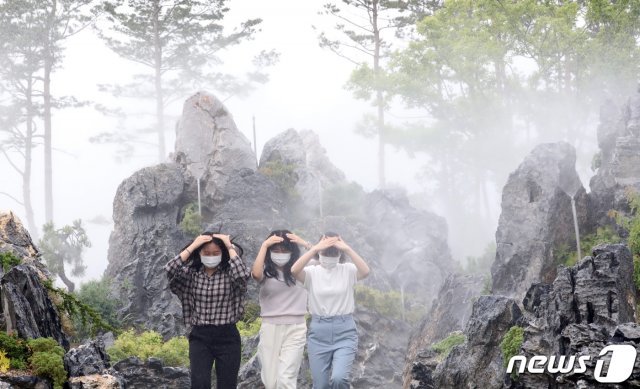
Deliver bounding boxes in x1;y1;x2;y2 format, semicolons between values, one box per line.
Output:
109;357;190;389
0;212;69;350
402;273;484;388
491;142;589;301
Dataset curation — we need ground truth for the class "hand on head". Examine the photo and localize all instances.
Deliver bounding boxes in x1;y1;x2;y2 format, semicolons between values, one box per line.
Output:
263;235;285;247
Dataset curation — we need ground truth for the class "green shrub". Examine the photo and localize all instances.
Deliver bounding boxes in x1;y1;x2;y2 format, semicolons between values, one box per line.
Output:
259;159;299;198
0;332;30;370
43;279;117;338
237;318;261;338
180;203;203;237
500;326;524;379
431;331;465;361
555;225;622;267
0;252;21;272
73;277;123;341
27;338;66;389
157;337;189;367
0;350;9;373
107;329;189;367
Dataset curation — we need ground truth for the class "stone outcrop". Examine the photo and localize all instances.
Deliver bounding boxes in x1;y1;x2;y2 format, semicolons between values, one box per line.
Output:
108;357;190;389
0;212;69;350
258;128;346;218
589;90;640;233
105;94;287;336
516;244;637;388
64;337;111;378
105;91;455;388
406;244;640;389
491;142;589;301
402;273;484;388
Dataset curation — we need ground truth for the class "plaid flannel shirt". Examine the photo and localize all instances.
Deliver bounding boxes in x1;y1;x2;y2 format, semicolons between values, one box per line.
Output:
165;253;250;327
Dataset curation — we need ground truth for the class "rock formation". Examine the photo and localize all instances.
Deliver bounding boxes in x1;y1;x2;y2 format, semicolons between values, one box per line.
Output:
0;211;70;350
406;245;640;388
491;142;589;301
402;273;485;387
105;91;455;388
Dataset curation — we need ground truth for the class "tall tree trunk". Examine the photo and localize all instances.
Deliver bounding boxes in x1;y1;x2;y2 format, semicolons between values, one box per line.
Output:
24;77;38;240
43;0;56;224
153;0;165;162
57;269;75;293
372;0;386;188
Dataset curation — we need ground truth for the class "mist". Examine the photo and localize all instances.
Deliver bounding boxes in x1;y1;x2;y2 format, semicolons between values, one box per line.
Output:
0;0;629;315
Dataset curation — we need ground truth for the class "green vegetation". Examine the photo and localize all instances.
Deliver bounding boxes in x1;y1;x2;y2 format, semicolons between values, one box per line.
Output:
609;188;640;291
500;326;524;379
259;159;299;198
179;203;203;237
73;277;124;341
0;252;21;272
554;225;622;267
0;350;9;373
107;329;189;367
237;318;261;338
0;332;29;370
431;331;465;361
43;279;117;338
355;284;426;324
27;338;66;389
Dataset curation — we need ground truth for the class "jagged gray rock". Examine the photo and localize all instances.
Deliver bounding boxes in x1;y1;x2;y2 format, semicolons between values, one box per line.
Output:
1;264;70;350
430;296;523;388
517;244;638;388
589;91;640;237
491;142;589;301
402;273;485;388
173;91;256;183
108;357;190;389
408;244;640;389
0;374;51;388
64;336;111;377
0;212;69;350
105;163;191;337
258;128;347;218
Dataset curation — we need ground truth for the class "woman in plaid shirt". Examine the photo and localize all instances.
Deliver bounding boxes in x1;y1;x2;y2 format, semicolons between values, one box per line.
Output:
165;231;250;389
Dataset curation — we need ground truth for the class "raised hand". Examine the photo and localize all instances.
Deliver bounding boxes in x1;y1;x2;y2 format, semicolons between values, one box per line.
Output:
286;233;310;248
332;237;351;251
212;233;232;249
312;236;339;253
263;235;285;248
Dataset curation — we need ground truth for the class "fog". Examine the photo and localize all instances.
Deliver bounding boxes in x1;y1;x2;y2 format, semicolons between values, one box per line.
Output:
0;0;612;287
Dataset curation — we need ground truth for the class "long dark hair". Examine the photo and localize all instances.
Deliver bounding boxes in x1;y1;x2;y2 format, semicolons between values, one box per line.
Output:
263;229;300;286
316;231;346;263
180;230;244;272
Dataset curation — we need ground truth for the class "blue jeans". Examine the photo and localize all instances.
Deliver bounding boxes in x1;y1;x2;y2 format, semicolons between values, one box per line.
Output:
307;314;358;389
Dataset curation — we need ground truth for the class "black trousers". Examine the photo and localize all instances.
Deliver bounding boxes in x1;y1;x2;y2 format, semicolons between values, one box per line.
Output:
188;323;241;389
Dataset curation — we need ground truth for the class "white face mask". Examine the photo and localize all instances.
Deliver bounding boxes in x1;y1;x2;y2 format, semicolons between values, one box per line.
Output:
200;255;222;268
270;252;291;267
319;255;340;269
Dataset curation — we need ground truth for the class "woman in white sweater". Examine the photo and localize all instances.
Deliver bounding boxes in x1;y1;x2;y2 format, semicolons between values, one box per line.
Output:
251;229;313;389
291;232;370;389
